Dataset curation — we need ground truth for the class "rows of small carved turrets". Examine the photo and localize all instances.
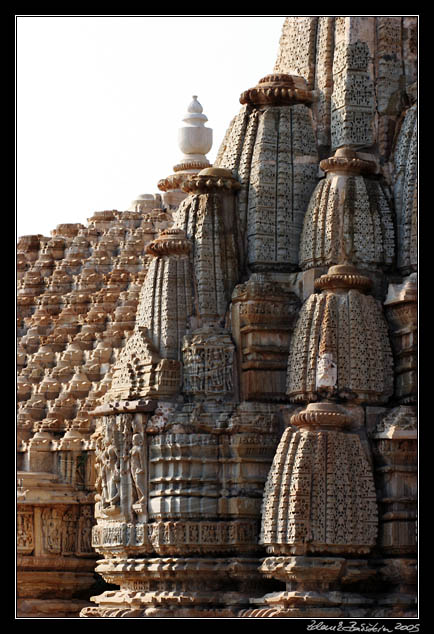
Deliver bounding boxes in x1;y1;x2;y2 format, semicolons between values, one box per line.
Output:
17;200;171;476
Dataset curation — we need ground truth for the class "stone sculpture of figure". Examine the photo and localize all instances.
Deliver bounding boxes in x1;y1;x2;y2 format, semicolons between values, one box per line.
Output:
63;513;77;554
79;506;93;553
208;349;220;390
106;444;120;506
130;433;147;504
42;508;62;553
100;422;120;508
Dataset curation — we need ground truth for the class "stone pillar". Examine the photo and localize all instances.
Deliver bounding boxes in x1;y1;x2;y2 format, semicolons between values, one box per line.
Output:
370;406;417;614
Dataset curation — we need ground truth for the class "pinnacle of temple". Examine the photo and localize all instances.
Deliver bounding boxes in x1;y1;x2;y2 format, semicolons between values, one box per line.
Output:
158;95;213;209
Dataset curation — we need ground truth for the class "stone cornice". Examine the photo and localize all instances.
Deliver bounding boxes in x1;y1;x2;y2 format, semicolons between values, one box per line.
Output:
320;151;377;176
290;402;351;430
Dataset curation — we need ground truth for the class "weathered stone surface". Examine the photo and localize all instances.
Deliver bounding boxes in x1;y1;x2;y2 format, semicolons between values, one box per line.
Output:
287;265;394;405
214;77;318;272
260;403;378;556
299;148;395;271
17;15;418;619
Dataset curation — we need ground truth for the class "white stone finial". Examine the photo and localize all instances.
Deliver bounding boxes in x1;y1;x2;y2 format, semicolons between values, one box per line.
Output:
182;96;208;126
177;95;212;163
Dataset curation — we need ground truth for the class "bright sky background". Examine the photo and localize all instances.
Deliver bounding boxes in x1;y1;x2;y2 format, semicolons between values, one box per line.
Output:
16;15;286;239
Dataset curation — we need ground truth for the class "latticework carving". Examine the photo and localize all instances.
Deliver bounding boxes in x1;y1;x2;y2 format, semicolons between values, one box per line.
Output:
260;403;378;555
17;15;418;620
299;149;395;271
214;79;318;272
287;266;394;404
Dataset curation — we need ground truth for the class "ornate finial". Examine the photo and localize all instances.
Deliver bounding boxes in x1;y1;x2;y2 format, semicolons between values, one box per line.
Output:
239;73;313;107
320;147;377;176
182;96;208;125
174;95;213;173
314;264;372;293
145;228;192;257
158;96;214;204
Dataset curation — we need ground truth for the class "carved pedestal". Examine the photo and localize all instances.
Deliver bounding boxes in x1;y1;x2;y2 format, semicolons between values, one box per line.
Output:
17;472;100;618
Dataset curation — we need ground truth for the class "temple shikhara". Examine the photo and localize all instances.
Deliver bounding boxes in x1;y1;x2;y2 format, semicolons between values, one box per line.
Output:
16;16;418;619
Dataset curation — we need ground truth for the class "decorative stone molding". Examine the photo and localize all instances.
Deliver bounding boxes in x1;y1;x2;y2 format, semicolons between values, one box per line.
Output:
231;276;300;401
393;103;417;275
300;151;395;272
313;263;373;293
214;83;318;272
81;556;266;618
181;167;241;193
319;147;377;175
174;176;241;326
144;227;192;258
371;406;417;556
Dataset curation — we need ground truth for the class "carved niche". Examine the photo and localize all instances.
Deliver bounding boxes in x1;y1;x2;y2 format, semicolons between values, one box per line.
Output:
107;327;181;402
182;328;235;400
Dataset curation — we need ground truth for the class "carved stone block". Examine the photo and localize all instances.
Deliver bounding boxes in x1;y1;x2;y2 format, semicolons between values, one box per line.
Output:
231;276;300;401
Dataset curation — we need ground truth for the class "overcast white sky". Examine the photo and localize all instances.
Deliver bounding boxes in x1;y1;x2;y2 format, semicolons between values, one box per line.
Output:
16;15;286;239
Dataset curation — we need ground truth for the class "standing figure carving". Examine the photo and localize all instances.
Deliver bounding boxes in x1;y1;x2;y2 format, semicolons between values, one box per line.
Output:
130;433;147;505
101;420;120;509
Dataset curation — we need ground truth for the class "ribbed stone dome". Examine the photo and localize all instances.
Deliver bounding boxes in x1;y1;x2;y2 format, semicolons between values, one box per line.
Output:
299;148;395;271
260;403;378;555
213;73;318;272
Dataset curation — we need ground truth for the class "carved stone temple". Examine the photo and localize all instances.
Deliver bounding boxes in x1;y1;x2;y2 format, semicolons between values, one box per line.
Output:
16;16;418;619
